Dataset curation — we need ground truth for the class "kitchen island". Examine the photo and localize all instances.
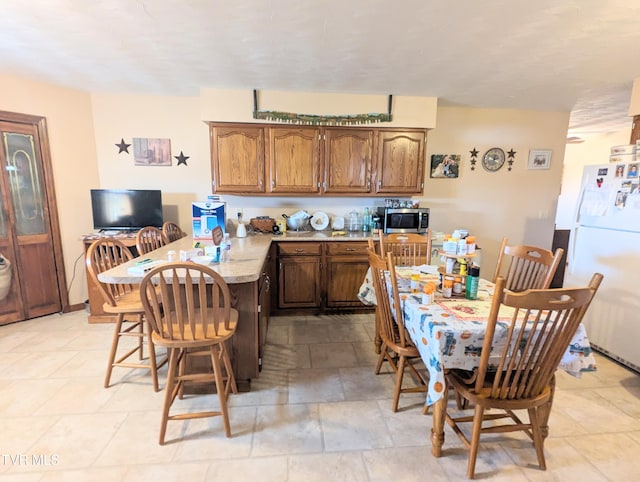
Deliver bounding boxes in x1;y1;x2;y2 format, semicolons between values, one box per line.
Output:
97;234;273;391
95;230;379;390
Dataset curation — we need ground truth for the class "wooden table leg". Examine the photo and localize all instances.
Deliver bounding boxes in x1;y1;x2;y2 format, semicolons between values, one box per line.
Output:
430;386;448;457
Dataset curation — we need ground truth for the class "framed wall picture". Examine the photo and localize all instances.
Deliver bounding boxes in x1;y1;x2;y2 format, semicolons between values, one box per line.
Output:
133;138;172;166
528;149;552;170
430;154;460;178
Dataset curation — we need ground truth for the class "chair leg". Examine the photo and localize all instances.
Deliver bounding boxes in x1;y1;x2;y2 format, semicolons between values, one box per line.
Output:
104;314;124;388
392;355;407;412
159;348;179;445
529;407;547;470
137;314;144;360
220;343;237;396
210;344;232;437
373;309;382;354
145;319;160;392
374;343;387;374
467;405;485;479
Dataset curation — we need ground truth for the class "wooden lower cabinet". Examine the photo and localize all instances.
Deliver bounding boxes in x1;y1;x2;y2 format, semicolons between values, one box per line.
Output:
275;240;373;314
325;241;370;309
277;242;322;310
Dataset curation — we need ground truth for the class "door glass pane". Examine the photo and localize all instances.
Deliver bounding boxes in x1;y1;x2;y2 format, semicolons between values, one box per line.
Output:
3;132;45;235
0;179;5;237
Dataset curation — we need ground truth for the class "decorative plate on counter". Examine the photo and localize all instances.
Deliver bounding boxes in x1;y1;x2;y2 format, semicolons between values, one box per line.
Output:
311;211;330;230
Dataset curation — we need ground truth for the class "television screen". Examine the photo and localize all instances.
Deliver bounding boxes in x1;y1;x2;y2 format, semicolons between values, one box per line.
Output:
90;189;163;231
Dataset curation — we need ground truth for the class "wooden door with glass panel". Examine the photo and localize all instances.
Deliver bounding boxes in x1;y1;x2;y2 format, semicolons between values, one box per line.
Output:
0;117;64;324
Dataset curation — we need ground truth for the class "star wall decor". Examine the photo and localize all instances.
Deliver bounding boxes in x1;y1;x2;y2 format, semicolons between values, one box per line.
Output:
175;151;189;166
115;138;131;154
507;148;516;171
469;147;479;171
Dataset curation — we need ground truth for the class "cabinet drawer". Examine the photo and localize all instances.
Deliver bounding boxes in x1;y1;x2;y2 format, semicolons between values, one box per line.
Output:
277;242;322;256
326;241;369;256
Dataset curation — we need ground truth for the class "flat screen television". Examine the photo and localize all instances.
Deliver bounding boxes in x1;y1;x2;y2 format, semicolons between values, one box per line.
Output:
90;189;163;231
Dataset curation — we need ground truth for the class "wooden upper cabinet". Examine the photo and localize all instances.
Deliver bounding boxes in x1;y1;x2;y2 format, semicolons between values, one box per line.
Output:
323;128;373;194
269;127;321;194
373;129;427;194
209;122;428;196
210;124;266;193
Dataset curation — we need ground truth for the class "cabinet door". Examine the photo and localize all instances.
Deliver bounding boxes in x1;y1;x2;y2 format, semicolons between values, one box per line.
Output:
210;124;265;193
373;129;427;194
323;128;373;194
325;241;369;309
278;256;322;309
269;127;321;194
325;256;370;308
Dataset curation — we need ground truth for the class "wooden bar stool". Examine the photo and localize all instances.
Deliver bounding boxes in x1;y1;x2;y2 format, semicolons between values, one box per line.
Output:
85;238;167;391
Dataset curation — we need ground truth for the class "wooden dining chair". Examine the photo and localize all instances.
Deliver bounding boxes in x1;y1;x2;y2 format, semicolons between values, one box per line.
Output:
85;238;166;391
368;247;428;411
493;236;563;291
162;221;186;242
380;231;432;266
136;226;168;255
445;272;603;478
139;262;239;444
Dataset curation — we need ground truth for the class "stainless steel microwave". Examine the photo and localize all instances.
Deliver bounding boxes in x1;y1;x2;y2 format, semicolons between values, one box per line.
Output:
377;207;429;234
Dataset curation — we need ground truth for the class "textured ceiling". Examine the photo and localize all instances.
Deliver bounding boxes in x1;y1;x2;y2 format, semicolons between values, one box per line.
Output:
1;0;639;140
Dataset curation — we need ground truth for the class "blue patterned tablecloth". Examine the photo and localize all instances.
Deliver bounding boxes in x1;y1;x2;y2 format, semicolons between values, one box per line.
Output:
361;266;598;406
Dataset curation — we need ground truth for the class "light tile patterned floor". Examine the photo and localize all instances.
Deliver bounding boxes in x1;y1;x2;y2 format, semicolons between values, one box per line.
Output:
1;311;639;480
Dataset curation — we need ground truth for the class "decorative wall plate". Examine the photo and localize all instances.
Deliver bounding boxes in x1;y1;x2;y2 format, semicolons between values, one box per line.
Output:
482;147;506;172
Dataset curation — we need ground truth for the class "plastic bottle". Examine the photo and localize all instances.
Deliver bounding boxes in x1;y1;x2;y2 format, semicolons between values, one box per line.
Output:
465;265;480;300
220;233;231;262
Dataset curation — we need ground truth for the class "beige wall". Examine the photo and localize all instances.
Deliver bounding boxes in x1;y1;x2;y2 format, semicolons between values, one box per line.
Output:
0;74;98;308
426;106;570;276
90;93;210;227
2;77;577;306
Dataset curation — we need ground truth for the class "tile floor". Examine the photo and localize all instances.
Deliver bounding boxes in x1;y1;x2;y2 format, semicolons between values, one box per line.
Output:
1;311;640;481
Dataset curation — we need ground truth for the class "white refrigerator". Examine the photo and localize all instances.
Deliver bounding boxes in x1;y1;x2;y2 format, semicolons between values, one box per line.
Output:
566;160;640;372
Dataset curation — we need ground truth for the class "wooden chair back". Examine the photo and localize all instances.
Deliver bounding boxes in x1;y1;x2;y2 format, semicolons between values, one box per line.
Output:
85;238;137;308
136;226;168;255
139;263;235;345
476;272;603;399
162;221;186;242
367;247;411;349
493;236;563;291
380;231;432;266
386;252;415;349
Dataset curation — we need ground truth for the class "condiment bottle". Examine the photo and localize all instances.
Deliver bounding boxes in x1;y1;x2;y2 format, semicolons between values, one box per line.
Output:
466;236;476;254
465;265;480;300
422;281;435;305
443;277;453;298
453;276;463;295
410;270;421;293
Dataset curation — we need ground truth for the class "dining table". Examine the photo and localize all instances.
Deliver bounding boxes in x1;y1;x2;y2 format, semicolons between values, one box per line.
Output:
358;265;598;456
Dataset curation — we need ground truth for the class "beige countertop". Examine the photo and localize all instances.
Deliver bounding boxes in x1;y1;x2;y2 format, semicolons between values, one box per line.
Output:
97;235;272;285
96;231;378;285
